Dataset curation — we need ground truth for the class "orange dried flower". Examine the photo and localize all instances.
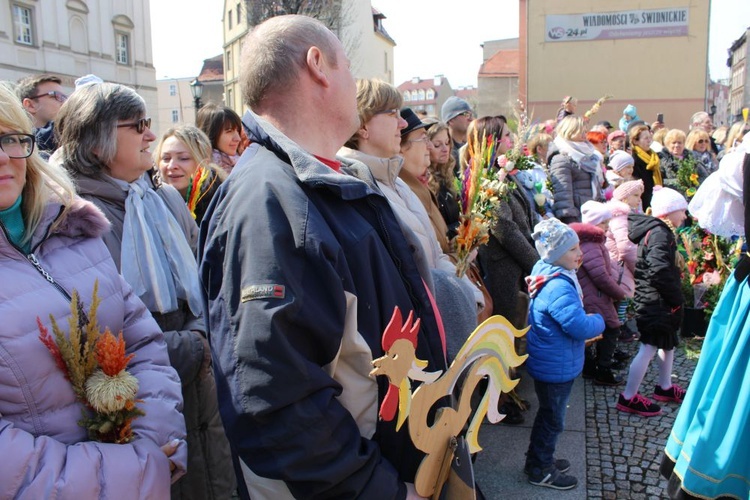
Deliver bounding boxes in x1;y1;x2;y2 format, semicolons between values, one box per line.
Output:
95;330;135;376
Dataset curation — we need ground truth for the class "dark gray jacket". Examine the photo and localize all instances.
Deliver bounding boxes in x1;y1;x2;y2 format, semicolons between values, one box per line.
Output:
70;170;236;500
548;147;600;223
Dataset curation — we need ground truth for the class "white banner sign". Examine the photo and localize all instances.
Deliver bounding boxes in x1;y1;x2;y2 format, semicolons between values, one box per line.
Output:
545;8;689;42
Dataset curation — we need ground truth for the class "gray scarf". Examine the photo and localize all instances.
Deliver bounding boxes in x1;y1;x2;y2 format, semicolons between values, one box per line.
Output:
114;173;202;316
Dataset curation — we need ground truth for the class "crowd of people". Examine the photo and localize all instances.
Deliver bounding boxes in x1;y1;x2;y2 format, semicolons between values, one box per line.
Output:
1;13;748;500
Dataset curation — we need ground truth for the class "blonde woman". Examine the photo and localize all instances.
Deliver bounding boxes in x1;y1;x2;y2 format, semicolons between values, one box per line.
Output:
719;121;750;160
155;125;227;226
686;128;717;175
549;116;605;223
659;129;709;194
426;120;460;238
0;84;187;498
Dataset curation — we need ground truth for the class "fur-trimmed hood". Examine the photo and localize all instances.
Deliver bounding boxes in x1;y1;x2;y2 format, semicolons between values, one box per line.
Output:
1;197;110;257
607;199;631;218
569;222;606;243
49;197;111;240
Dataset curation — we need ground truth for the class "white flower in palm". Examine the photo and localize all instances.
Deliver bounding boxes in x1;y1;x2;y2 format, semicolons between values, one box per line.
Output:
85;369;139;413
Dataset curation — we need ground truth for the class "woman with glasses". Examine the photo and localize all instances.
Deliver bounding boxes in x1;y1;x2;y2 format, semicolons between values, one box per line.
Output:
155;125;227;226
55;83;236;499
398;109;450;252
659;129;709;196
0;84;188;497
338;79;482;359
686;129;718;175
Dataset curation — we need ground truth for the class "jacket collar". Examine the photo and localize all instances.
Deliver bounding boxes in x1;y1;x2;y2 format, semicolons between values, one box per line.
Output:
1;197;110;257
242;111;382;201
337;147;403;189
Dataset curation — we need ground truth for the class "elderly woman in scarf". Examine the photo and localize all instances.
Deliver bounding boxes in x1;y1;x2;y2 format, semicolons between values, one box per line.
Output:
629;124;663;210
548;116;606;223
55;83;236;499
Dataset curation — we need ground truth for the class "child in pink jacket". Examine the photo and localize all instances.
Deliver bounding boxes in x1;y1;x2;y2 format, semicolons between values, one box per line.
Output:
606;180;645;342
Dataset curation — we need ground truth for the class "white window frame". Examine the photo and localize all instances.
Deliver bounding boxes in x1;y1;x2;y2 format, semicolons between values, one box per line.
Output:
12;4;34;46
171;109;179;123
116;32;129;65
169;84;177;96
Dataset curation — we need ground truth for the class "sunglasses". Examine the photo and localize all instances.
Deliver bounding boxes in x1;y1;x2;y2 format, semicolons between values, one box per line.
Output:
116;117;152;134
29;90;68;103
0;133;35;159
460;111;474;119
696;139;708;144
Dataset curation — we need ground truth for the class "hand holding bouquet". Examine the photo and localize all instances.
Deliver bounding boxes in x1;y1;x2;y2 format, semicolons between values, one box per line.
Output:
38;281;144;443
454;131;502;278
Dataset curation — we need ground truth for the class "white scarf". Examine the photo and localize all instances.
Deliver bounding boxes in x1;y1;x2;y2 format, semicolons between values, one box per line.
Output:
115;174;202;316
554;136;605;200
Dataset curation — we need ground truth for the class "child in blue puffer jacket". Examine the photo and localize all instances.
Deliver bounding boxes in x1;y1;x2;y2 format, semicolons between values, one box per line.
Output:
524;218;605;491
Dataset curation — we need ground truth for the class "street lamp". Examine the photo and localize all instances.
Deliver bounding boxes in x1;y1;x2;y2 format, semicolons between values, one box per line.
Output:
190;79;204;111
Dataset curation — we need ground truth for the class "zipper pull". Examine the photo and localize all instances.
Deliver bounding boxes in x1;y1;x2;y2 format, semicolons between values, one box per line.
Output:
28;253;55;283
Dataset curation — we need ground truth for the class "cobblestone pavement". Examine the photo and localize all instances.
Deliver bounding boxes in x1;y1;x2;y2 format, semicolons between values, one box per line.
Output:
583;335;701;499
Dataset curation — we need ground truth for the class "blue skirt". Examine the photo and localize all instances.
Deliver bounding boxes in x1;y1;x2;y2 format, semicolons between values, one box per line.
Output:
662;272;750;499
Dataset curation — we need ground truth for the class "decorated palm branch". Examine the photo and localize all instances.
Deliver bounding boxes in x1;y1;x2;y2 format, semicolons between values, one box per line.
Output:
583;95;613;121
370;308;528;498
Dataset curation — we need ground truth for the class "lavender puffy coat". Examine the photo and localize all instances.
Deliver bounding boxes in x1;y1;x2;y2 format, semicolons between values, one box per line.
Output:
605;200;637;298
570;223;627;328
0;198;187;498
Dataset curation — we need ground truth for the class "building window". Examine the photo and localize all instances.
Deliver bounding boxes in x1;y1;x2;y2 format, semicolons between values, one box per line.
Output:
228;9;233;29
169;84;177;96
171;110;179;123
236;3;241;24
116;33;129;64
418;89;425;101
226;49;232;72
411;90;418;101
426;89;435;100
12;4;34;45
227;88;233;108
403;91;410;101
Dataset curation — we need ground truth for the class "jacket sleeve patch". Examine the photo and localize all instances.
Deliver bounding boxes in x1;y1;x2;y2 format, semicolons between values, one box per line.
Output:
241;284;286;302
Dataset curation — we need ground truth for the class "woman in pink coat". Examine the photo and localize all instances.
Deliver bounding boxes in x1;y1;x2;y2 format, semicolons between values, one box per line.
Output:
0;85;187;498
606;180;645;342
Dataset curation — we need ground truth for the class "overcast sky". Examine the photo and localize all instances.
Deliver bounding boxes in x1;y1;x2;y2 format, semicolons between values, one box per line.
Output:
151;0;749;87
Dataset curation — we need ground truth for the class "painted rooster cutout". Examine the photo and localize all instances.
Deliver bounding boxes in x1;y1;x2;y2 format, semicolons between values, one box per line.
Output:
370;307;528;498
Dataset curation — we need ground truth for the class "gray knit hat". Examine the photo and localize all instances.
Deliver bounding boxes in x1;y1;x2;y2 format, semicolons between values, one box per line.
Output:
441;96;472;123
532;218;580;264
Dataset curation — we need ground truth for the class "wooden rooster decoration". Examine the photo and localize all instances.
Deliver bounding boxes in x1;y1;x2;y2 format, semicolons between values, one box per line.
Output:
370;307;528;498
